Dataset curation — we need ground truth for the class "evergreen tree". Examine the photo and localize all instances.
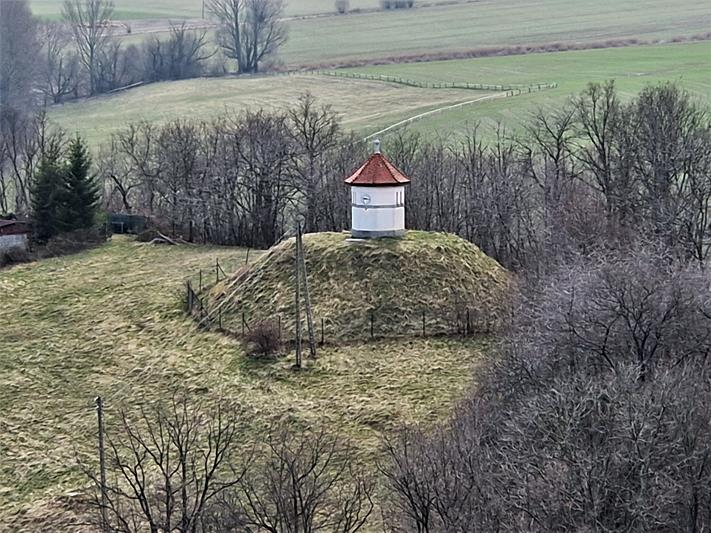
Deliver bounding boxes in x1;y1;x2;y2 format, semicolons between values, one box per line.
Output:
30;144;67;242
63;135;99;230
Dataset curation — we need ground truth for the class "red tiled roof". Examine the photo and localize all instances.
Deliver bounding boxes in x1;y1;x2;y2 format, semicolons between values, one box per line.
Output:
344;153;411;187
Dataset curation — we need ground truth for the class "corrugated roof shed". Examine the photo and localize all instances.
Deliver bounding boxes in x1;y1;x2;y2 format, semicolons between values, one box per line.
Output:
0;219;31;236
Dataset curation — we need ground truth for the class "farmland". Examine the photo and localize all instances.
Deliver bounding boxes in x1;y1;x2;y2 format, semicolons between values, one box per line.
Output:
47;74;498;147
48;41;711;147
0;237;485;530
345;41;711;139
29;0;464;20
281;0;711;66
30;0;711;67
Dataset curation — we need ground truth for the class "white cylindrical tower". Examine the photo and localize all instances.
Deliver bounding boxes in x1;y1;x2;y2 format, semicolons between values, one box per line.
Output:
344;140;411;238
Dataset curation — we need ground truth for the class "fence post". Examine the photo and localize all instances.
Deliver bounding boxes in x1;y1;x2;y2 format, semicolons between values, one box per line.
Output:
465;307;470;337
95;396;108;532
199;270;202;292
218;308;222;331
241;312;245;336
370;311;374;339
215;258;219;284
186;281;191;313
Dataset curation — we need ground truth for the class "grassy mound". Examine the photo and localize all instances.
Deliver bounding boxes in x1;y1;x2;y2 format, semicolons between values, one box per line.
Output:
207;231;510;341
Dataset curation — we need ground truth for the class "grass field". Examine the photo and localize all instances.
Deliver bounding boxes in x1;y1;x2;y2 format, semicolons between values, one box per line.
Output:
30;0;711;68
47;42;711;147
282;0;711;66
29;0;461;20
345;41;711;140
47;74;495;147
0;237;485;530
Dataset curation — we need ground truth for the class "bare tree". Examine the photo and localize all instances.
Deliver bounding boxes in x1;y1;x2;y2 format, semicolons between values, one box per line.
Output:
213;425;374;532
208;0;287;74
242;0;287;73
0;110;64;214
288;93;340;233
62;0;115;95
81;397;249;533
98;138;140;212
383;249;711;532
95;38;129;92
142;23;215;82
0;0;41;115
39;22;79;104
207;0;245;73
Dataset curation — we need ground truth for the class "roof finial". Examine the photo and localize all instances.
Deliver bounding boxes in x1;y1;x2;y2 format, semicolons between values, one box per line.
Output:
373;138;381;154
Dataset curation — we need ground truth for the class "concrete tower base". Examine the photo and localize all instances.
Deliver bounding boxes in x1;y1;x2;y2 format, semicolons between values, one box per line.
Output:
351;229;406;239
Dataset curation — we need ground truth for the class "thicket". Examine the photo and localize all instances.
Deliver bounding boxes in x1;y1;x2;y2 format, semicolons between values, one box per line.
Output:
82;399;374;532
381;248;711;531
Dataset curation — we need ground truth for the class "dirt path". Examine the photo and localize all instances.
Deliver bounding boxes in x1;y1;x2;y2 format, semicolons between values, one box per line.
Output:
363;92;507;139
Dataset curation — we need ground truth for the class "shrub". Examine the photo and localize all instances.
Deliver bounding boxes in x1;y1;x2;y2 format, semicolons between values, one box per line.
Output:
380;0;413;8
242;320;281;358
335;0;349;13
40;228;106;258
135;228;161;242
0;247;31;268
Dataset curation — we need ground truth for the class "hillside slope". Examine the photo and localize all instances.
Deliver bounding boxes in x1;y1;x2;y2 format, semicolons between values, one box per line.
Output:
207;231;510;340
0;237;487;530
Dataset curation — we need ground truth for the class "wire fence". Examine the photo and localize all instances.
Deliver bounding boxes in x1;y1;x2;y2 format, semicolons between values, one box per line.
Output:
185;264;493;345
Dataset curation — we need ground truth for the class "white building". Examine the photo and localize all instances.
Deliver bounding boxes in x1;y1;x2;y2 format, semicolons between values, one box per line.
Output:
0;219;30;253
344;140;411;238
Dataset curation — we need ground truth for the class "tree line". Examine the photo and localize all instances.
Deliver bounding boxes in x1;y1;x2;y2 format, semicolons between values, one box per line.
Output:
2;81;709;266
0;0;287;114
98;82;710;272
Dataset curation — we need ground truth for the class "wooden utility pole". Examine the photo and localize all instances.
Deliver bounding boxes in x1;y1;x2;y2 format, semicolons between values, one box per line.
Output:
297;224;317;358
95;396;108;532
294;228;302;368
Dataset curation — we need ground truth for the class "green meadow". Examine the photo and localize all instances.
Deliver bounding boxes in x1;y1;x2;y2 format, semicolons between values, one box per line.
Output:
48;42;711;147
30;0;711;69
344;41;711;140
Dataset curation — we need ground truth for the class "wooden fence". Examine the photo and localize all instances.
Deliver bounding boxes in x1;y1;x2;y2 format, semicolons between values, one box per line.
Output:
312;70;558;94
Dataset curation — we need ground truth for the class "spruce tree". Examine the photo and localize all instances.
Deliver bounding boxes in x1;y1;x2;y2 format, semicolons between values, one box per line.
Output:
63;135;99;231
30;145;67;242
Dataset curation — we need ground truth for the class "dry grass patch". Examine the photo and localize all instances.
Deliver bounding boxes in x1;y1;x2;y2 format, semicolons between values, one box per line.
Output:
0;236;487;530
207;230;511;341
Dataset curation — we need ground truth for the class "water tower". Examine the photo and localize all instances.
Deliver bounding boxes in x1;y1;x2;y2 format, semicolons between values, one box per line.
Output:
344;140;411;238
